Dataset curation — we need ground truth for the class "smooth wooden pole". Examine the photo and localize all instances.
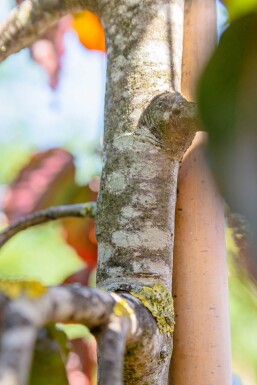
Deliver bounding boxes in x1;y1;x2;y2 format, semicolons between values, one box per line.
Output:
170;1;232;384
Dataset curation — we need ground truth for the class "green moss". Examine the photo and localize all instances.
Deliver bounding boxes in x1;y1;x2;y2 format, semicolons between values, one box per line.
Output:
131;282;174;336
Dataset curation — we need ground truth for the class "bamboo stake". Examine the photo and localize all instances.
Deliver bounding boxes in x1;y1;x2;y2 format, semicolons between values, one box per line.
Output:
169;1;232;384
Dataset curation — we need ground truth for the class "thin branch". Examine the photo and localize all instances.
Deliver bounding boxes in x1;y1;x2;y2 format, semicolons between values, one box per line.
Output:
0;202;96;247
0;0;99;63
97;313;129;385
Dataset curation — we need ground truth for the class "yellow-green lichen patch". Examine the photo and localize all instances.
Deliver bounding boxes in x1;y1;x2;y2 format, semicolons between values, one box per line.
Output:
0;279;46;299
131;283;174;336
111;292;134;317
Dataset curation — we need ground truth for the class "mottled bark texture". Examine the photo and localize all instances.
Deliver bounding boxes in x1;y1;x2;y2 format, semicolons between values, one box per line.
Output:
97;0;193;291
96;1;197;384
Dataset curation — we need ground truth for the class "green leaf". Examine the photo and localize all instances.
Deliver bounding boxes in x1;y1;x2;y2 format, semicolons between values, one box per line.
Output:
197;12;257;243
29;325;69;385
221;0;257;20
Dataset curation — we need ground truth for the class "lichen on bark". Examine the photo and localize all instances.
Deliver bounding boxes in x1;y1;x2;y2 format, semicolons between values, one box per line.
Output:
131;283;175;336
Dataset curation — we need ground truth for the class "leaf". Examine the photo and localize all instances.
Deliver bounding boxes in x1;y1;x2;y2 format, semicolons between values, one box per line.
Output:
3;148;75;221
3;149;98;270
221;0;257;20
29;16;72;89
29;325;69;385
226;208;257;282
197;12;257;255
68;338;97;385
16;0;71;89
72;11;105;52
17;2;105;88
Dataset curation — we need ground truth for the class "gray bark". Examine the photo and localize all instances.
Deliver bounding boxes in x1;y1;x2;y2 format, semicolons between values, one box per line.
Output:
96;0;197;383
97;0;198;291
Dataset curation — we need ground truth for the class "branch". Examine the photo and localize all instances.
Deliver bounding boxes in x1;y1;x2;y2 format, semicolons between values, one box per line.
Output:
0;284;159;385
0;0;99;63
0;202;96;247
97;306;129;385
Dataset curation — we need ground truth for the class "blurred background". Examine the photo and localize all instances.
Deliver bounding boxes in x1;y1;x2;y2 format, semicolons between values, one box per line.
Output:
0;1;256;385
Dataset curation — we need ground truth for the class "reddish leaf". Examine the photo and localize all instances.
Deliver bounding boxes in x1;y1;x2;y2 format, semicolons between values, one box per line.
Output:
67;338;97;385
3;149;98;271
63;268;92;287
29;16;72;89
61;184;98;269
4;148;75;221
16;0;71;89
17;2;106;88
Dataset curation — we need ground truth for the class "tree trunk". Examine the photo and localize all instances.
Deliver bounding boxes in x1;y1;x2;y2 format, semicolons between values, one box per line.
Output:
170;1;232;384
96;0;196;383
96;0;185;292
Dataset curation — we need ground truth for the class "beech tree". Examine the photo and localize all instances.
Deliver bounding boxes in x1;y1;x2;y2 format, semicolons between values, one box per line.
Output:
0;1;235;385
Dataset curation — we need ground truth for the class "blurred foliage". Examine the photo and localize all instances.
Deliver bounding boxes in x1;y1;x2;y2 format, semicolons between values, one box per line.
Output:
227;228;257;385
72;11;105;53
58;324;90;340
0;3;103;385
16;1;105;88
0;223;83;285
221;0;257;19
2;148;98;273
29;325;69;385
198;6;257;383
0;143;31;184
198;11;257;263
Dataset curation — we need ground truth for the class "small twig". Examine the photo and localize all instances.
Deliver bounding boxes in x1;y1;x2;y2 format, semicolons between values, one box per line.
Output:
0;202;96;248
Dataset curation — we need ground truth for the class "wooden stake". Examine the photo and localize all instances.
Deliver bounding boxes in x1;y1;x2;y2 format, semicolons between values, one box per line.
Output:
170;1;232;384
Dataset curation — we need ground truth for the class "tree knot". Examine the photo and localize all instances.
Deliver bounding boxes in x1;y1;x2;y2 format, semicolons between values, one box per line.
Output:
138;91;199;159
